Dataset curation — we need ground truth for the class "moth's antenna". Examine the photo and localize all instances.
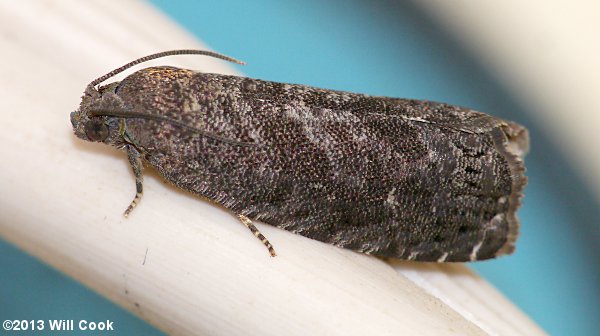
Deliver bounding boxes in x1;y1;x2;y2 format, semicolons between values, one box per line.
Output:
90;49;245;88
90;109;254;147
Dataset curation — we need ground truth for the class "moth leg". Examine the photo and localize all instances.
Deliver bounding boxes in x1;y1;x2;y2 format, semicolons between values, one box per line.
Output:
238;214;277;257
123;144;143;217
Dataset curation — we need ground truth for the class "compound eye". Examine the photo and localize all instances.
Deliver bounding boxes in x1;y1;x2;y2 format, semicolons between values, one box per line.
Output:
84;119;109;142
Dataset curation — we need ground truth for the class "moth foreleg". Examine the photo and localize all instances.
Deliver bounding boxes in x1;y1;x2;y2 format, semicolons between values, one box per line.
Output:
238;214;277;257
123;144;144;217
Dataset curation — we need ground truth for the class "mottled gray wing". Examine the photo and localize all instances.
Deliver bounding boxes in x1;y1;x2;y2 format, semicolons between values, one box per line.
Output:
117;68;527;262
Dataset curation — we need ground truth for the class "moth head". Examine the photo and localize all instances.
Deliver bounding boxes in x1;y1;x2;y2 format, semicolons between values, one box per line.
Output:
70;83;123;144
72;50;245;145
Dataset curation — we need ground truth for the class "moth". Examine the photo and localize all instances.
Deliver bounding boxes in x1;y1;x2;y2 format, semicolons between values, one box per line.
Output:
71;50;528;262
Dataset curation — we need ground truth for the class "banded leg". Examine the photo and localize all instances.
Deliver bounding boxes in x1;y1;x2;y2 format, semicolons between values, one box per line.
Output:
238;214;277;257
123;144;143;217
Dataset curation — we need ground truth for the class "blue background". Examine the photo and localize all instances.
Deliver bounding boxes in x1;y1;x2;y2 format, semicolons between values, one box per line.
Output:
1;1;598;335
